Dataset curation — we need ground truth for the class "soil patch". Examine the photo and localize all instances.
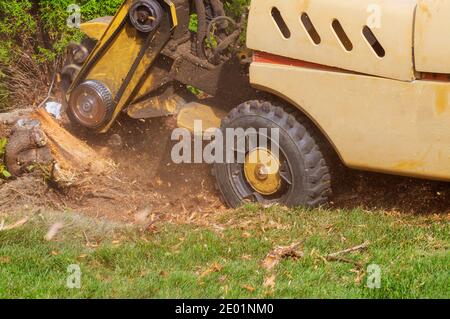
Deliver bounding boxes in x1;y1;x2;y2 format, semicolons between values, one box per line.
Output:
1;113;449;223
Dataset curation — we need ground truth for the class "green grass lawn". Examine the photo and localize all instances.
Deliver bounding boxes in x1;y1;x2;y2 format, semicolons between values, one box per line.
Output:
0;206;448;298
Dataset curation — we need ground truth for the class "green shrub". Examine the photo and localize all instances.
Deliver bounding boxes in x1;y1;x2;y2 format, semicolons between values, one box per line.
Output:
0;1;36;44
37;0;123;58
0;0;36;108
224;0;250;19
0;137;11;178
0;0;122;109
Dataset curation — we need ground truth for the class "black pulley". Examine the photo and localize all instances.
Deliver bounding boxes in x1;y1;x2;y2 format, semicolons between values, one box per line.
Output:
129;0;163;33
68;80;115;130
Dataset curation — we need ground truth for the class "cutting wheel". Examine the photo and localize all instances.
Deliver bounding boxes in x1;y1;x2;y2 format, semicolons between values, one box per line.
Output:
68;80;115;130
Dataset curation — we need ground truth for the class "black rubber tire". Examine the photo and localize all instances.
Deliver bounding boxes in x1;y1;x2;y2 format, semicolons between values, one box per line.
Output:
213;100;332;208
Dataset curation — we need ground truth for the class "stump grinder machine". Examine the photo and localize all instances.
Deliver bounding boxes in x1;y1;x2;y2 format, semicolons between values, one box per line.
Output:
61;0;450;208
61;0;252;133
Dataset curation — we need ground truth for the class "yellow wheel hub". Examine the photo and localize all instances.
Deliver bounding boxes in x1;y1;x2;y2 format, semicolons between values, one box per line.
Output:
244;148;281;196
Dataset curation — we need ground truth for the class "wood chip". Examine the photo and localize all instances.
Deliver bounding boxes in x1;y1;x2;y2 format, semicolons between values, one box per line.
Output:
263;274;276;289
262;242;303;270
199;262;223;279
243;284;255;292
44;222;64;241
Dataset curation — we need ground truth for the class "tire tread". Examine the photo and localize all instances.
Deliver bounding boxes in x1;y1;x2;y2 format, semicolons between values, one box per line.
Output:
213;100;332;208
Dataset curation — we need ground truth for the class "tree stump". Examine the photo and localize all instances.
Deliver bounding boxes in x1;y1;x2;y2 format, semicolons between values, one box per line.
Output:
5;108;113;185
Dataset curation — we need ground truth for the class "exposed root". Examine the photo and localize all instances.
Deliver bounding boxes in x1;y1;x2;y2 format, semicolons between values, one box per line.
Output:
5;118;53;176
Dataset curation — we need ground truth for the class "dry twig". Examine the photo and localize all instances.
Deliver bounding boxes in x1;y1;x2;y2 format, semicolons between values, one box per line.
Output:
323;241;371;268
0;217;29;231
327;241;370;258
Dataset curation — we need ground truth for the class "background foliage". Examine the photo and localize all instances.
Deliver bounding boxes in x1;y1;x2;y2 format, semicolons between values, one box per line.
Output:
0;0;123;63
224;0;249;19
0;0;123;109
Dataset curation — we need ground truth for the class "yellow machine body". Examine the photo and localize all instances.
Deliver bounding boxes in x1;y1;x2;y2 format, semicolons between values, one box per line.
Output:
79;1;179;108
247;0;450;181
68;0;178;132
80;17;113;41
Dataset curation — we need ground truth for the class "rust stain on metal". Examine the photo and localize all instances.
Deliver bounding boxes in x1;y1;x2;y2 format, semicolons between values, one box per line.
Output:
419;2;431;19
435;86;448;115
393;161;425;170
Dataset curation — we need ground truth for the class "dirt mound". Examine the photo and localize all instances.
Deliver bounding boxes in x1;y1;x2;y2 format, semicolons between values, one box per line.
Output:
72;114;450;217
0;112;224;223
331;169;450;214
0;123;11;139
1;112;449;221
0;175;65;212
50;114;222;223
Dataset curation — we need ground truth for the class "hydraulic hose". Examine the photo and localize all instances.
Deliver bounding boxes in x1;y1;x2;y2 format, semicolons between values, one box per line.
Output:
194;0;207;59
209;0;228;28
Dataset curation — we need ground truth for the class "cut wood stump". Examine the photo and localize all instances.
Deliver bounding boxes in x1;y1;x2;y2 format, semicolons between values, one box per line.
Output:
5;108;113;185
31;108;112;175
